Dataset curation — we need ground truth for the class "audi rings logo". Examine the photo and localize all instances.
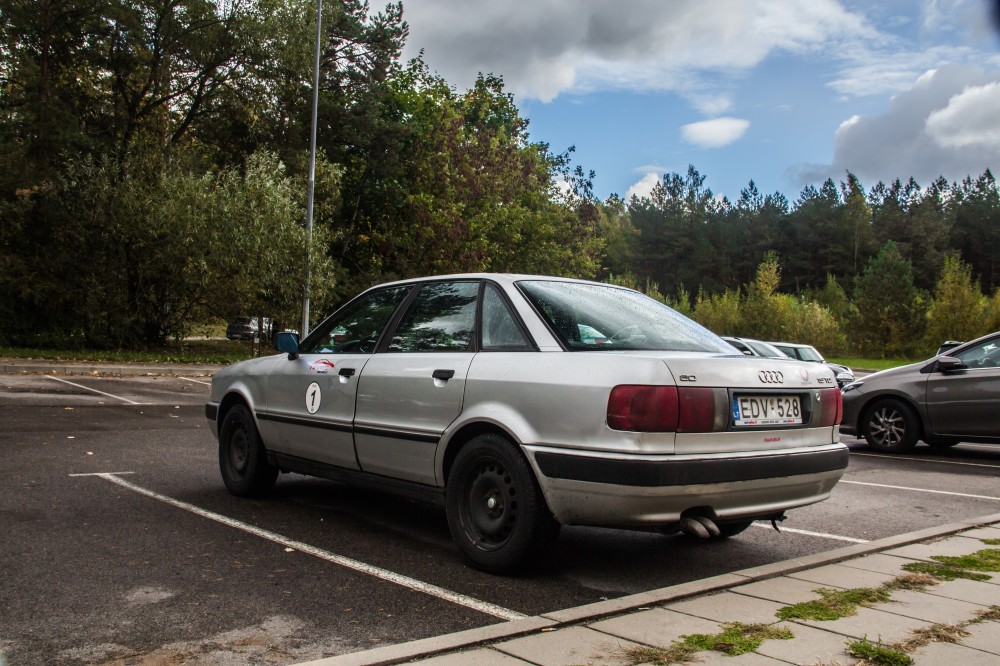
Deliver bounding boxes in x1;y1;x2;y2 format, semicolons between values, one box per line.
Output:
758;370;784;384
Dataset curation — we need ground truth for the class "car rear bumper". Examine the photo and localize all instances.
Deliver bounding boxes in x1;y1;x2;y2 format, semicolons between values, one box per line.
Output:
524;443;848;528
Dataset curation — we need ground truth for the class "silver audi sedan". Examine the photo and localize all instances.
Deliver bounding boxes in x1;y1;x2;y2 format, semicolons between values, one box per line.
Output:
207;274;847;572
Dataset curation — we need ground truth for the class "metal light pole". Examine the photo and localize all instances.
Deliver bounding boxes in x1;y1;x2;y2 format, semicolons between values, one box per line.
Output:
302;0;322;337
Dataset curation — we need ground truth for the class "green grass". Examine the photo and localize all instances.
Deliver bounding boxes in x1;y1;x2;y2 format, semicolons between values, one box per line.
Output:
848;637;913;666
828;357;917;372
776;587;892;621
620;623;793;665
0;339;259;365
682;623;793;655
929;548;1000;572
902;561;992;582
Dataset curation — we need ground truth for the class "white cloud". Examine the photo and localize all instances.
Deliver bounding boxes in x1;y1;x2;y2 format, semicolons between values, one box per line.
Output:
791;64;1000;186
926;82;1000;148
626;172;661;200
681;118;750;148
401;0;876;103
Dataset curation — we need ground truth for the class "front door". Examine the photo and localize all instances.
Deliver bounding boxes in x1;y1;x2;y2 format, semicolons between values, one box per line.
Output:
926;335;1000;439
261;285;412;468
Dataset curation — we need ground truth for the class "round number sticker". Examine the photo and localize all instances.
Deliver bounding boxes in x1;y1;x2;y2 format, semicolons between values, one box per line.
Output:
305;382;322;414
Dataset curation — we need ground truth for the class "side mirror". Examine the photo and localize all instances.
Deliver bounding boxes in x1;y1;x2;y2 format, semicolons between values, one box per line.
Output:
276;331;300;359
937;355;965;373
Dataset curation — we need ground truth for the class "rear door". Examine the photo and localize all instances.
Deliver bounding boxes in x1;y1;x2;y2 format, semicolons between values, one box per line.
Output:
353;281;480;484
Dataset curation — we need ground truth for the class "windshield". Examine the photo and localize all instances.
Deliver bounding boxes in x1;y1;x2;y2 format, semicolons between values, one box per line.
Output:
796;346;824;362
518;281;734;352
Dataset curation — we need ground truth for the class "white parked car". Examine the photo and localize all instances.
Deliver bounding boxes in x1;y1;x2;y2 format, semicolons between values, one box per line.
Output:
207;275;847;572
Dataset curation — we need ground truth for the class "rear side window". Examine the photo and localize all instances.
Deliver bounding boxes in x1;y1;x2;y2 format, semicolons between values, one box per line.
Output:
481;284;532;351
389;282;479;352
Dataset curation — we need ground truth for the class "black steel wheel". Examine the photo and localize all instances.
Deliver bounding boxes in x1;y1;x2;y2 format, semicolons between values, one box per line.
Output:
446;433;559;573
861;398;920;453
219;404;278;497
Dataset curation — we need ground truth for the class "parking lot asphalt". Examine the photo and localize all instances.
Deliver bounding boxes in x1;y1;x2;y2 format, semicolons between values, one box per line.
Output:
2;360;1000;665
304;517;1000;666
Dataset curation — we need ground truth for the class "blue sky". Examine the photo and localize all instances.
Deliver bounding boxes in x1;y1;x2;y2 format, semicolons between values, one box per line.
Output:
401;0;1000;202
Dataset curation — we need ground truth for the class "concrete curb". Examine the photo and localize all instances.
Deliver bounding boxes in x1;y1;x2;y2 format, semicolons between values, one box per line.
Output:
297;510;1000;666
0;360;223;377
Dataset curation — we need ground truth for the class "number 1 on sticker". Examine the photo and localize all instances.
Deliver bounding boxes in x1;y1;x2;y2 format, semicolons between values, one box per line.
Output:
306;382;322;414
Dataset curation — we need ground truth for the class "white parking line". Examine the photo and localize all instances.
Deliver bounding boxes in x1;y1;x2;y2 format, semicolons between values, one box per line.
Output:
81;473;525;622
851;452;1000;470
751;523;868;543
840;480;1000;502
177;377;211;387
45;376;143;405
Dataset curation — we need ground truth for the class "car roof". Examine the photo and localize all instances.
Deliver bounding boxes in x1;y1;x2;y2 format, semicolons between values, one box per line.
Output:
367;273;638;292
768;341;812;349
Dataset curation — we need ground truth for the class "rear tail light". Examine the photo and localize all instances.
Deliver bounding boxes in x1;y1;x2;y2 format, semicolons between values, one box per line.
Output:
607;385;678;432
816;388;843;426
677;387;719;432
607;385;724;433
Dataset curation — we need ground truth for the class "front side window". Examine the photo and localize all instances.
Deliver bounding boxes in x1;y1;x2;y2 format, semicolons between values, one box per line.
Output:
389;282;479;352
300;286;411;354
518;280;734;353
954;337;1000;368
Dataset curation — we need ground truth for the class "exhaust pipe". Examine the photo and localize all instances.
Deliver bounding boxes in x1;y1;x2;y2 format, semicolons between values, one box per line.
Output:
679;515;721;539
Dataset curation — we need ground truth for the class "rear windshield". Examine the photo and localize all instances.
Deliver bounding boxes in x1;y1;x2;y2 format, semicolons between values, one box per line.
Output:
517;281;734;353
794;346;823;362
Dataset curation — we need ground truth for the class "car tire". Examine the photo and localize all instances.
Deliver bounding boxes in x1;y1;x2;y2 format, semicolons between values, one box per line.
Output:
446;433;559;573
219;404;278;497
861;398;920;453
925;438;959;449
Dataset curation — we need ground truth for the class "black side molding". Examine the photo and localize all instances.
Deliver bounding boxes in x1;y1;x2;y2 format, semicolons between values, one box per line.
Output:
205;403;219;422
535;447;849;488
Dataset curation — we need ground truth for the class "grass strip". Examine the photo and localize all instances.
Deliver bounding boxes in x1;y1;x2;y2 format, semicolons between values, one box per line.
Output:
845;606;1000;664
620;622;793;665
848;636;913;666
902;561;991;581
777;586;893;621
929;547;1000;573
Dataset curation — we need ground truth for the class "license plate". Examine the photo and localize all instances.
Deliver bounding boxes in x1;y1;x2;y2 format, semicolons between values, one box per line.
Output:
733;395;802;426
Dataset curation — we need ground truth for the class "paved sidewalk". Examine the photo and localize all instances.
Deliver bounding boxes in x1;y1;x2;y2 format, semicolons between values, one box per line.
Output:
303;514;1000;666
0;358;223;377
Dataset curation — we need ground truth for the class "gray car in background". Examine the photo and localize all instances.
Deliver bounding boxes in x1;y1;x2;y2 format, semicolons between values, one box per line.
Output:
207;274;847;572
841;331;1000;452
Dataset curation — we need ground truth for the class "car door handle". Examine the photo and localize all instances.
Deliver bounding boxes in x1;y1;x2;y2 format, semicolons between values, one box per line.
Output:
338;367;356;377
432;369;455;381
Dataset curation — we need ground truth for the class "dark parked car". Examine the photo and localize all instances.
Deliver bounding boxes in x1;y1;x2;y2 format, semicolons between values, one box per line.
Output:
722;336;788;359
936;340;963;356
841;331;1000;452
226;316;272;341
768;341;855;388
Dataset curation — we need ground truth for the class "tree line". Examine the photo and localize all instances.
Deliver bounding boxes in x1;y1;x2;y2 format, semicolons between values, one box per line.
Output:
1;1;998;357
604;166;1000;357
